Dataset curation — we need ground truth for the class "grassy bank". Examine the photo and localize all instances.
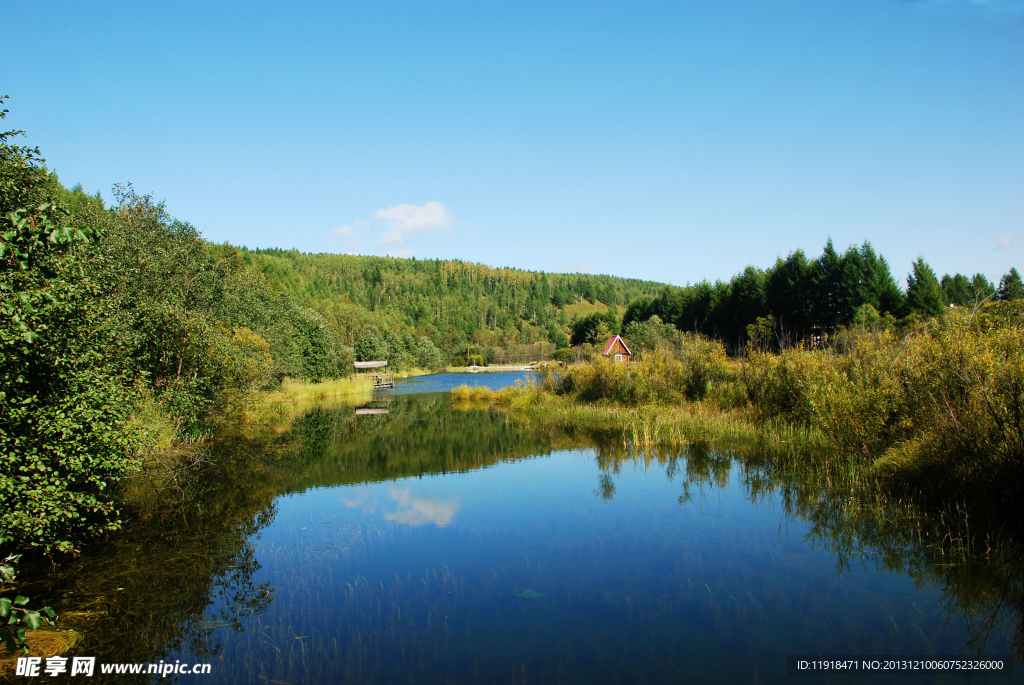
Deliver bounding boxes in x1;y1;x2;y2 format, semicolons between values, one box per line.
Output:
277;376;376;401
393;367;435;379
226;376;377;432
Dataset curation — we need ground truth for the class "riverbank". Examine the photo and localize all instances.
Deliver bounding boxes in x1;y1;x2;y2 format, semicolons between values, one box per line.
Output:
239;370;436;422
444;364;535;373
392;367;437;379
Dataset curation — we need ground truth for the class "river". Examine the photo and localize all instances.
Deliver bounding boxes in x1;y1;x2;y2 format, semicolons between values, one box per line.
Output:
41;373;1020;683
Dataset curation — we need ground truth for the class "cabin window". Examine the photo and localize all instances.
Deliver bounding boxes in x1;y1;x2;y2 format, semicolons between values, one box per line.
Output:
614;354;623;362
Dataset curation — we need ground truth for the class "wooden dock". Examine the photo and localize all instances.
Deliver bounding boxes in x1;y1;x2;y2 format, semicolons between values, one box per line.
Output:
371;373;395;389
355;360;394;389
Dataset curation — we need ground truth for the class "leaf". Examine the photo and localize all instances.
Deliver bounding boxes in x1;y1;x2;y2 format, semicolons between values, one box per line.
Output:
0;566;14;582
12;595;28;606
0;597;10;617
24;612;42;630
41;606;56;619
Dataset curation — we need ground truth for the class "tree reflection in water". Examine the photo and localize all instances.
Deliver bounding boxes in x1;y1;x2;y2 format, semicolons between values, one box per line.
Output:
585;429;1024;662
35;392;1022;668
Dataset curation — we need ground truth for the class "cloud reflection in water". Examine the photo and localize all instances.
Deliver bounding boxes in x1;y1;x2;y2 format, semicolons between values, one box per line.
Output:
383;486;460;527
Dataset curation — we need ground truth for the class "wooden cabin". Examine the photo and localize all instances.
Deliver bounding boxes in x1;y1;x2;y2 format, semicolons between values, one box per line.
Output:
601;335;632;362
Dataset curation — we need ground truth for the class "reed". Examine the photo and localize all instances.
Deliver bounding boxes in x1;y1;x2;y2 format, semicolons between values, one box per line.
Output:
743;304;1024;497
450;384;497;402
533;341;738;407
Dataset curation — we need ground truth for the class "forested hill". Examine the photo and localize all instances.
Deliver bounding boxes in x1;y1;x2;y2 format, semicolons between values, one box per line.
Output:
234;248;666;350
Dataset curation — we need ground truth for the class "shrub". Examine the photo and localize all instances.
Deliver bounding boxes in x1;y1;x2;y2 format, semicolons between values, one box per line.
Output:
742;330;907;456
878;310;1024;484
742;306;1023;489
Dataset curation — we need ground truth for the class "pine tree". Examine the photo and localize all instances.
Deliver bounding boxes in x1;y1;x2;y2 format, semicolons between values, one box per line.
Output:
813;239;844;329
971;273;996;301
765;250;814;338
997;267;1023;301
905;258;945;318
941;273;974;306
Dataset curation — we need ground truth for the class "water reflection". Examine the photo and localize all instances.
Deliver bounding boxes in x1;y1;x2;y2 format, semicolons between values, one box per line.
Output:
38;393;1022;683
342;486;462;527
382;486;461;527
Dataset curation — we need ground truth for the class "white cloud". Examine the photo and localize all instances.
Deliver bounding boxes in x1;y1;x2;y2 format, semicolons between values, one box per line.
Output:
997;234;1014;249
331;219;369;252
333;218;368;237
375;201;453;245
383;486;460;527
387;248;414;259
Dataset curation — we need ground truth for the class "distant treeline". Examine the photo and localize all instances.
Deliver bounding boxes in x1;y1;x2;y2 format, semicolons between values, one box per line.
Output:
621;241;1022;348
241;248;663;352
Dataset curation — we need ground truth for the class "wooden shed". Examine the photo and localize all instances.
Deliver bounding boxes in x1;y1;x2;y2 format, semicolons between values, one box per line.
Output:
601;335;632;362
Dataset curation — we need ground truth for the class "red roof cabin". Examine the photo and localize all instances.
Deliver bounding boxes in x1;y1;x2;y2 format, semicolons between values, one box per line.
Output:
601;335;632;362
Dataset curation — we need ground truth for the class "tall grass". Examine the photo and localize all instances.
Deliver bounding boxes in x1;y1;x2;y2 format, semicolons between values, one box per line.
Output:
743;304;1024;493
450;384;497;402
278;376;377;402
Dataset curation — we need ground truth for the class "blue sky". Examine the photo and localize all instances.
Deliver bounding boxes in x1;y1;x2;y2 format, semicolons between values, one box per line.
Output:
4;0;1022;286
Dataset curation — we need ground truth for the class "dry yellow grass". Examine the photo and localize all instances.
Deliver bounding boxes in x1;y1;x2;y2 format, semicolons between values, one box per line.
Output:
0;630;83;675
450;384;497;402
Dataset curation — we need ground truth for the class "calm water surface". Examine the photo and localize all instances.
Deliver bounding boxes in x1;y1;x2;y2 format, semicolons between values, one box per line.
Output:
392;370;532;394
50;375;1019;683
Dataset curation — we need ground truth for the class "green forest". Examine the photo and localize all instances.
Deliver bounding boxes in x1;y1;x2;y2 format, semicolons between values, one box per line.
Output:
1;97;1022;561
237;248;662;354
